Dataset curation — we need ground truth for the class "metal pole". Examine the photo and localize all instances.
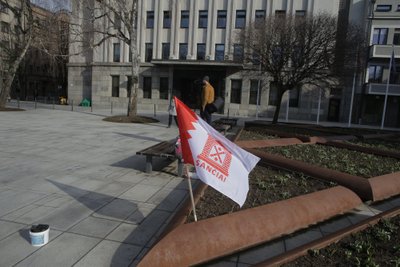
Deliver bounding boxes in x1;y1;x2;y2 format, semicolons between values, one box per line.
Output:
256;64;262;119
316;88;322;125
381;49;394;129
154;104;156;117
285;90;290;122
71;100;73;111
111;102;113;114
91;101;93;112
17;97;20;108
348;72;356;127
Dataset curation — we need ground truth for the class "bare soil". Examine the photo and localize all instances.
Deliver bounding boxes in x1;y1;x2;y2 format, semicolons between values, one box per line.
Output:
0;107;25;111
261;144;400;178
102;115;159;123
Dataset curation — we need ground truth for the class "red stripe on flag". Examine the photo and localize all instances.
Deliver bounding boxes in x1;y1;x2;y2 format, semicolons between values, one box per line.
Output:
174;97;197;165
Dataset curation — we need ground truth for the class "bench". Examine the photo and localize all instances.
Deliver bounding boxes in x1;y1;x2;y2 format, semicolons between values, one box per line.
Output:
136;139;184;176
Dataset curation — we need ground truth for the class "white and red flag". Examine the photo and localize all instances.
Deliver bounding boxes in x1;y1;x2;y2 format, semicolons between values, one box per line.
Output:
174;97;260;207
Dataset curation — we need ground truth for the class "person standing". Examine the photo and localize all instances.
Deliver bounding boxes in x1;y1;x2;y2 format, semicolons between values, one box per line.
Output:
200;76;215;124
167;97;178;128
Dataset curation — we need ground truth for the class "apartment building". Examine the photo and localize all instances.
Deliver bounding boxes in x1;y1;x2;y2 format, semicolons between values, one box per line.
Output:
68;0;367;122
362;0;400;127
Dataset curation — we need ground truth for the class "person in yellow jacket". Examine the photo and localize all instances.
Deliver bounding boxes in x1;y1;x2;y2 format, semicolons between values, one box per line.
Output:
200;76;215;124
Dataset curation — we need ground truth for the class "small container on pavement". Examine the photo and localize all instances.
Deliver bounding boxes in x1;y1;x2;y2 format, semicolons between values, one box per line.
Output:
29;224;50;247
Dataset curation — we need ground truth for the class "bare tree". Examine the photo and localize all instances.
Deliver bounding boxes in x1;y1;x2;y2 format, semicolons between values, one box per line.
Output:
0;0;34;108
239;13;360;124
71;0;139;117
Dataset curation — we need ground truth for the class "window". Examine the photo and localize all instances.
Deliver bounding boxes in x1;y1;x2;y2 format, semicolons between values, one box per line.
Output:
199;10;208;28
215;44;224;61
235;10;246;29
146;11;154;28
181;10;189;28
269;82;278;106
376;5;392;12
398;4;400;11
255;10;265;27
295;10;306;17
394;28;400;45
179;43;188;60
143;77;152;99
369;65;383;83
249;80;260;105
127;76;132;96
160;77;169;99
162;43;170;60
113;43;120;62
163;11;171;28
197;43;206;60
372;28;388;45
217;10;227;28
231;80;242;104
1;22;10;34
111;76;120;97
0;3;8;13
275;10;286;18
114;14;121;30
233;44;243;62
145;43;153;62
289;88;300;107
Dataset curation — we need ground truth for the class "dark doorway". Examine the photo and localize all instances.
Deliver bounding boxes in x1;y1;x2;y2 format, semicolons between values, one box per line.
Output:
173;68;226;111
327;98;340;122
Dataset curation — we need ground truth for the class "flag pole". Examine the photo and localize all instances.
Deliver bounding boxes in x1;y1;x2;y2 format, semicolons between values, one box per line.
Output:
185;165;197;222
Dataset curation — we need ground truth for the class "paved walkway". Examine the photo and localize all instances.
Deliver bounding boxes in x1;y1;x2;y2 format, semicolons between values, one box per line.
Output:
1;102;399;266
0;106;186;266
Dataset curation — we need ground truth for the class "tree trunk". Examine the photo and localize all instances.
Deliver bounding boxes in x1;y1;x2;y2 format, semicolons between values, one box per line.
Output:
272;89;286;124
0;75;13;108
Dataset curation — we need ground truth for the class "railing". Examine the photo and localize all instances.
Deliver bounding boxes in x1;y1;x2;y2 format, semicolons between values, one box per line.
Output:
368;83;400;95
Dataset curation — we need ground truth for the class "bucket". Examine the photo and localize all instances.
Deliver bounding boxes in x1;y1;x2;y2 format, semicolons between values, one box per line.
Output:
29;224;49;247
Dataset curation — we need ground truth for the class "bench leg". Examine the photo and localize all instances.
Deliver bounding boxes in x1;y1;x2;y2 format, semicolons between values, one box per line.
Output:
145;155;153;173
177;159;184;177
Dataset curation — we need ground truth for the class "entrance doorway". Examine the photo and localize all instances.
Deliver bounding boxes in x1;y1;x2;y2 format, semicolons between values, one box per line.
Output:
173;68;225;111
327;98;340;122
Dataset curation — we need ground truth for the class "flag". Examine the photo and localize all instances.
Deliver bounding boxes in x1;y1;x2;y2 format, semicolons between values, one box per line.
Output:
174;97;260;207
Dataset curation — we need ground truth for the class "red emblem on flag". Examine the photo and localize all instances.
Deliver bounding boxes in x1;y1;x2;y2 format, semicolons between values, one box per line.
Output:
198;135;232;177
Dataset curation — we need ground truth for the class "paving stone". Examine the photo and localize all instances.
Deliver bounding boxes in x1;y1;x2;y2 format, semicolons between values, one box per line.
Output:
0;190;48;217
119;184;161;202
140;176;172;187
319;215;353;234
124;203;156;225
0;228;62;267
238;240;285;264
15;232;100;267
92;198;139;221
285;229;323;251
69;216;121;238
2;204;57;225
0;220;26;241
38;198;106;231
147;188;187;211
108;209;171;246
33;194;74;208
74;240;141;267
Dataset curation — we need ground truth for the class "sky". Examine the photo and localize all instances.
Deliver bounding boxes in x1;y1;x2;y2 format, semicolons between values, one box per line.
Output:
31;0;71;11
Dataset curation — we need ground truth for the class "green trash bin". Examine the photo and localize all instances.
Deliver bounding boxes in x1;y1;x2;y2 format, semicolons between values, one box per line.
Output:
80;98;91;107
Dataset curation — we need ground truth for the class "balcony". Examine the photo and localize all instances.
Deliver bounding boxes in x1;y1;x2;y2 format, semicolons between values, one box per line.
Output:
369;45;400;58
367;83;400;95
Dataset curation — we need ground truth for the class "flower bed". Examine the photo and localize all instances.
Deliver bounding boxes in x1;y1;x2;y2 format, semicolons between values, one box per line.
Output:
187;165;334;222
261;144;400;178
284;216;400;267
346;139;400;154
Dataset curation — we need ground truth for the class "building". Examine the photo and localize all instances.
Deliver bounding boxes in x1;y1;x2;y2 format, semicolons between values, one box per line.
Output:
68;0;370;123
0;1;69;101
361;0;400;127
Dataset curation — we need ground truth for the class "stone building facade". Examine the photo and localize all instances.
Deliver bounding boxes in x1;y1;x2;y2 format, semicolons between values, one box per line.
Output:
68;0;369;122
